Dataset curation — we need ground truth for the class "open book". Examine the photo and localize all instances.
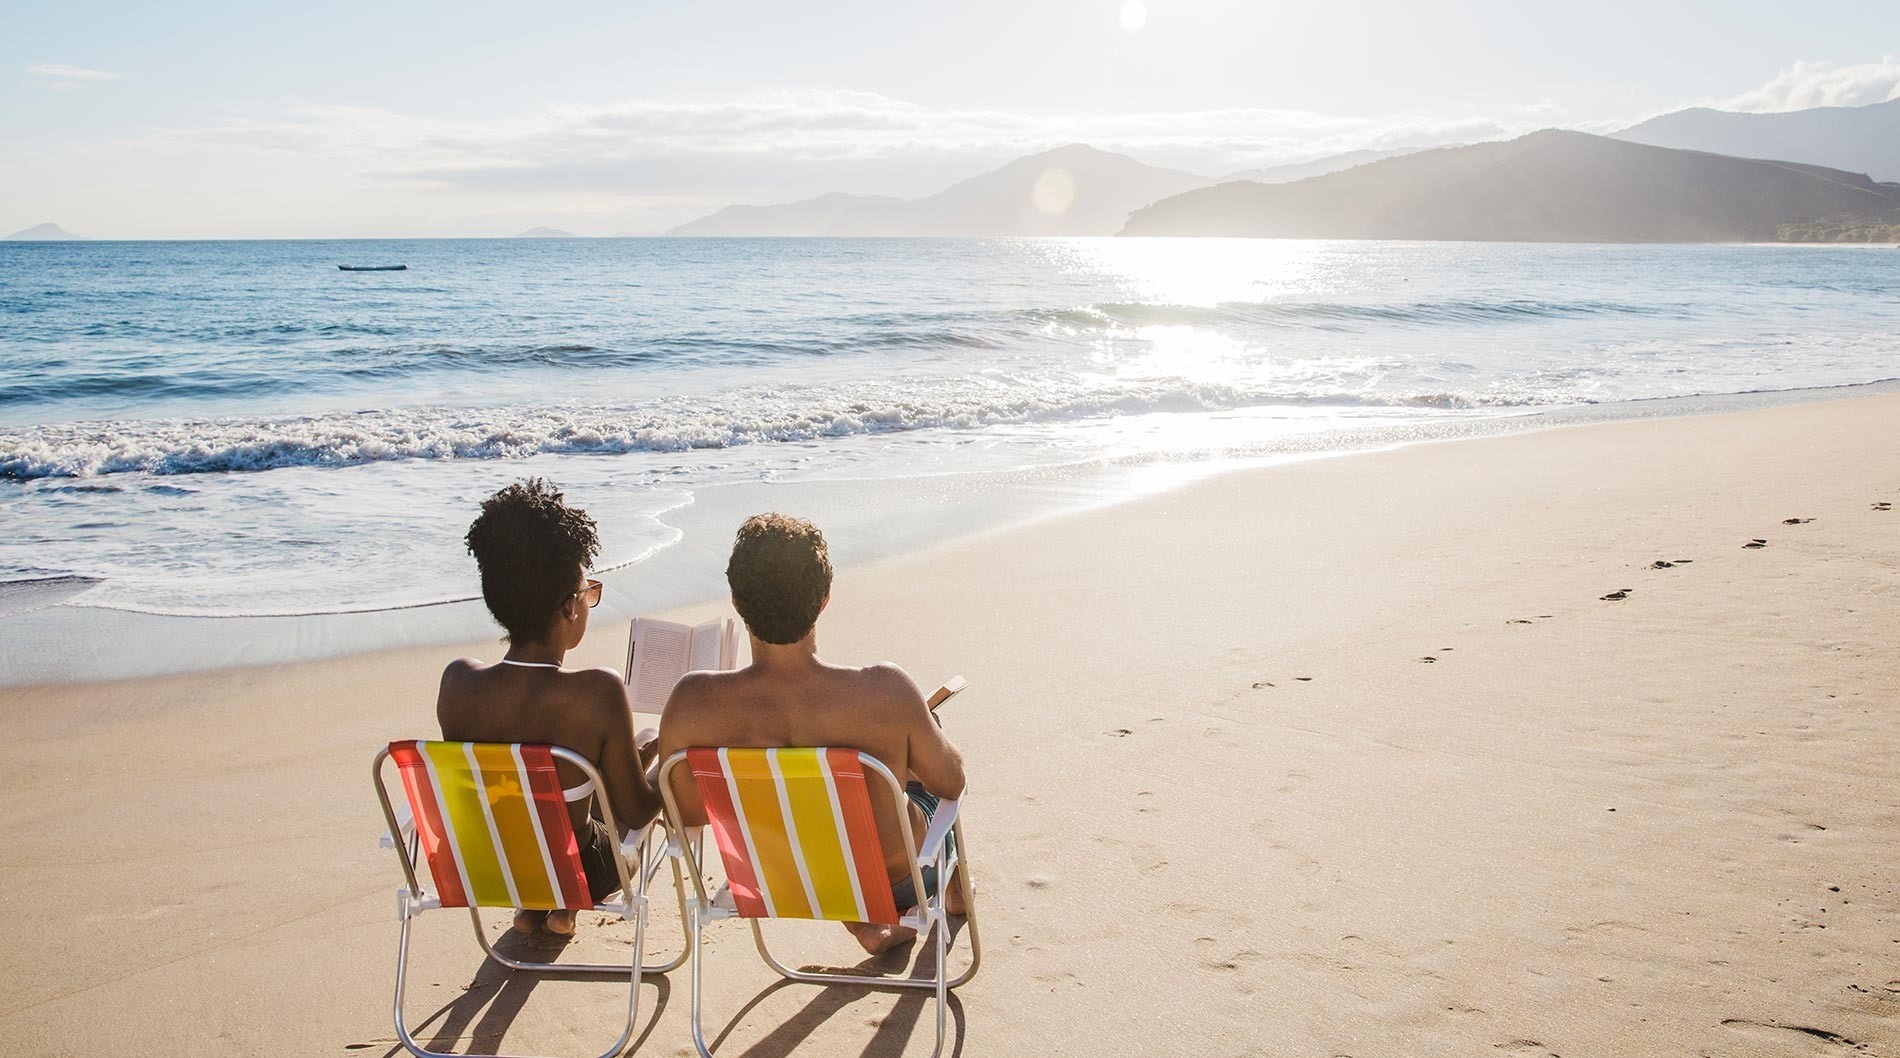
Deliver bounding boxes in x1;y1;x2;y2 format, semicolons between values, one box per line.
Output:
625;616;740;712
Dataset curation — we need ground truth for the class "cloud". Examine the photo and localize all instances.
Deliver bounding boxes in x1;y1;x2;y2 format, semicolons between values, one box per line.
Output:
1718;56;1900;112
138;89;1525;195
26;63;120;85
49;88;1543;233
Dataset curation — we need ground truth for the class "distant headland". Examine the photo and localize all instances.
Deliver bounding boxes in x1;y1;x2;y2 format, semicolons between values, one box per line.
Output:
4;222;85;241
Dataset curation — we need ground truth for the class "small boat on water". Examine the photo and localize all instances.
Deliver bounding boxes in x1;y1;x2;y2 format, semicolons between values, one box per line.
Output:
337;264;408;271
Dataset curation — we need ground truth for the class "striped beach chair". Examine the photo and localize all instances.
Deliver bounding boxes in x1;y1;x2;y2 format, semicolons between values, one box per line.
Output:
372;740;687;1058
657;747;980;1058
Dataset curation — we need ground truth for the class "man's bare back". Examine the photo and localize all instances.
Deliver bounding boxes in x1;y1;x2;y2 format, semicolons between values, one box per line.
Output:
654;511;969;955
657;654;963;879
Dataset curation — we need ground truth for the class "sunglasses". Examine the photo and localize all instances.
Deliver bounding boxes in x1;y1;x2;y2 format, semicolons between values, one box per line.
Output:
571;578;604;609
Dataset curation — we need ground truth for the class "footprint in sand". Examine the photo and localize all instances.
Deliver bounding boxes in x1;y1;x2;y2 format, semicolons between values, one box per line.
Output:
1743;539;1767;549
1492;1039;1561;1057
1601;589;1632;601
1720;1019;1864;1051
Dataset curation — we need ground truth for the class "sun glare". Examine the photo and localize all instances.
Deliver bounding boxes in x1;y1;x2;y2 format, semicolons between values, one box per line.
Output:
1032;168;1078;216
1119;1;1149;32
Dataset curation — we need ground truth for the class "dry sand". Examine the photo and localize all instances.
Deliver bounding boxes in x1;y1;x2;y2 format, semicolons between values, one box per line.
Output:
1;393;1895;1058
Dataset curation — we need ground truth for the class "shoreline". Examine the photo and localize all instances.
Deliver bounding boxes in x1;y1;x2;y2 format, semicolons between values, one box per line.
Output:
1;390;1894;1055
5;377;1897;688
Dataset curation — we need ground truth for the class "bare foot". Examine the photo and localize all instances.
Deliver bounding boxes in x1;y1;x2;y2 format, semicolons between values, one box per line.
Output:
844;921;916;956
543;910;577;937
513;909;548;935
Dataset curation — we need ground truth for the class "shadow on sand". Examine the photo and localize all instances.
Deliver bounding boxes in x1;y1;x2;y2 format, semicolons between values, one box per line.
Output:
377;916;971;1058
706;917;973;1058
378;927;670;1058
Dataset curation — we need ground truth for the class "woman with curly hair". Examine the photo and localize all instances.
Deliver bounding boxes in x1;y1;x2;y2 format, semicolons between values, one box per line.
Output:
437;477;661;939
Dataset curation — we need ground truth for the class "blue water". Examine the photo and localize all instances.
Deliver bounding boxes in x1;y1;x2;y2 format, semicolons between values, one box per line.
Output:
1;237;1897;616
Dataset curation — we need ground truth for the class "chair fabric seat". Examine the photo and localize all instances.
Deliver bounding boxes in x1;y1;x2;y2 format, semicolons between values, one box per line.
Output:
688;746;904;924
388;739;594;911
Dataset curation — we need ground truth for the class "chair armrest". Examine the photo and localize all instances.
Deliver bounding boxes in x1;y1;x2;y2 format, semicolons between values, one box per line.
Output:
917;797;961;863
665;825;705;859
618;819;660;861
379;801;415;850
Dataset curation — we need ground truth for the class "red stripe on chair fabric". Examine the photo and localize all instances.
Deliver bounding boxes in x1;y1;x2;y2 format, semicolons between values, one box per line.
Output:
519;744;593;909
826;749;900;925
688;748;768;917
389;739;470;908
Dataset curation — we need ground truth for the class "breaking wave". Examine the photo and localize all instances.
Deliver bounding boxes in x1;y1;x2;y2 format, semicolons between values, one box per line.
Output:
1;380;1544;480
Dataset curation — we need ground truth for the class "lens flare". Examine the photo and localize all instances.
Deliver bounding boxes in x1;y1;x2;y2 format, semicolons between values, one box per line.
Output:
1032;168;1078;216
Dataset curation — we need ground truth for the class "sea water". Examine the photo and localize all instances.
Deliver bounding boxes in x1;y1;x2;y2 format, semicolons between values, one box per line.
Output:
2;237;1897;624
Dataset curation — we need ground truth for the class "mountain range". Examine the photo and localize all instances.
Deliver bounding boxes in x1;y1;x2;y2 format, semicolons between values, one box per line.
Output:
1613;97;1900;183
666;143;1423;237
670;145;1211;237
1121;130;1900;241
664;97;1900;243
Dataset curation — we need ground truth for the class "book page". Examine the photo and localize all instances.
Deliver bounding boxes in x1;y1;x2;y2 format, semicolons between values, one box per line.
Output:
629;619;691;712
688;619;723;672
928;675;968;710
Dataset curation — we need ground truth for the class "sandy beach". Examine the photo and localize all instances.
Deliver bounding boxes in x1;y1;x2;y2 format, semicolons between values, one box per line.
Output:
2;391;1895;1057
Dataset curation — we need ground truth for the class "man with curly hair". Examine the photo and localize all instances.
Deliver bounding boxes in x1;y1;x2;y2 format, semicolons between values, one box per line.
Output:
656;512;969;955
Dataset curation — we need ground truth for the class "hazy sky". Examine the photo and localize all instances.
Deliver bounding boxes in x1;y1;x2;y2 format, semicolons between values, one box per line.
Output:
6;1;1900;237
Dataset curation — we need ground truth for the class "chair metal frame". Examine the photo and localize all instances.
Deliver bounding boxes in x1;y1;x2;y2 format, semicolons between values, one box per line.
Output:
373;743;693;1058
657;749;981;1058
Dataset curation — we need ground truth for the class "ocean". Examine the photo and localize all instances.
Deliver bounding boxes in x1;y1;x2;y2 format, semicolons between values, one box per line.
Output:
2;237;1897;629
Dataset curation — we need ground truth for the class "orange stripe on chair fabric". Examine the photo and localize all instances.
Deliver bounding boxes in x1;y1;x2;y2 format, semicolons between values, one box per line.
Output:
825;749;900;925
689;748;768;916
518;745;592;909
724;750;814;919
390;740;470;908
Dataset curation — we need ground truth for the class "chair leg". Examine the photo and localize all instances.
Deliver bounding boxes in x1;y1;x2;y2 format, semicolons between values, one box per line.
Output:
394;906;645;1058
391;910;429;1057
946;820;982;988
931;913;949;1058
688;912;714;1058
641;849;691;975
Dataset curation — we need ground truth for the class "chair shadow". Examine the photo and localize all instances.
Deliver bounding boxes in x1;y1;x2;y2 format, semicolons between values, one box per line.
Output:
711;917;972;1058
381;927;671;1058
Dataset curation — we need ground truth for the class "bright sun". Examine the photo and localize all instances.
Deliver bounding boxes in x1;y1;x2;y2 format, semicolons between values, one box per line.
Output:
1119;1;1148;32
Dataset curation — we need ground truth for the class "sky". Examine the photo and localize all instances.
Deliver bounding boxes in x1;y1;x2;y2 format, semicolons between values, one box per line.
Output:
5;0;1900;238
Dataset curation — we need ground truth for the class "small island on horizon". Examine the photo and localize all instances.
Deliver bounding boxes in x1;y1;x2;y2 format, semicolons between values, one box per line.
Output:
4;222;86;241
